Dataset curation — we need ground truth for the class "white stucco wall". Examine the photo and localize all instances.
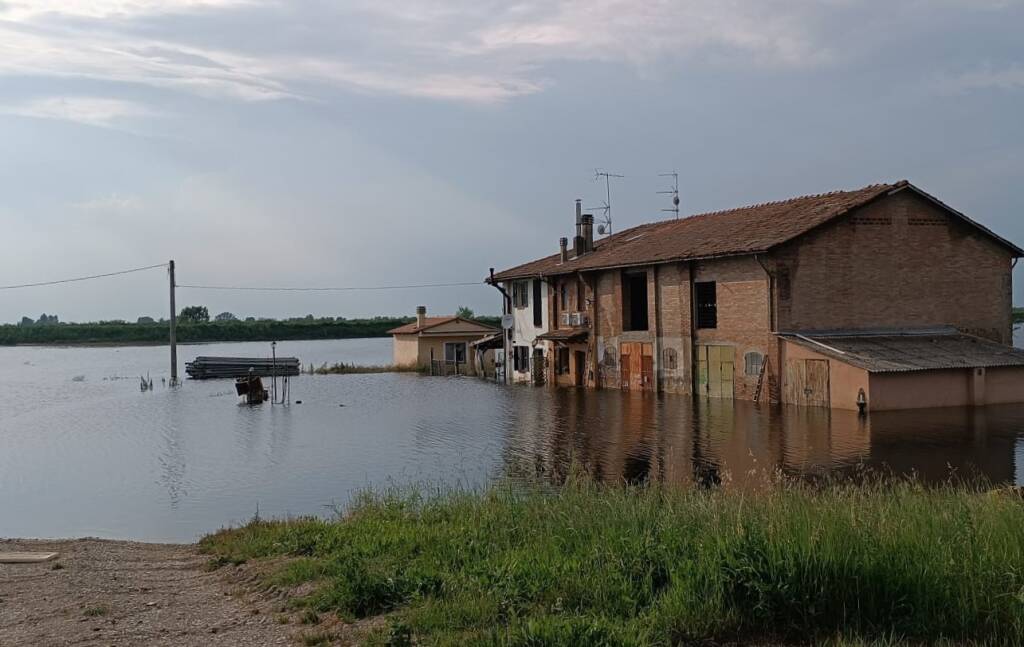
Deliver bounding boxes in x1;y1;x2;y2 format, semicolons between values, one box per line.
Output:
503;278;550;382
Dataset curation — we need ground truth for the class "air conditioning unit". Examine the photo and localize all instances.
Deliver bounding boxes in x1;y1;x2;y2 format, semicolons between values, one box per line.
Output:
560;312;573;327
571;312;583;327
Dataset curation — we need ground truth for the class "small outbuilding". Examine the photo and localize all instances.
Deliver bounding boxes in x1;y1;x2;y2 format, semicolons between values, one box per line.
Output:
780;328;1024;411
389;306;499;376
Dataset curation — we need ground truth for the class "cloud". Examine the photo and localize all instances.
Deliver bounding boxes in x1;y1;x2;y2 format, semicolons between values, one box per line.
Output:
0;96;155;128
0;0;1020;107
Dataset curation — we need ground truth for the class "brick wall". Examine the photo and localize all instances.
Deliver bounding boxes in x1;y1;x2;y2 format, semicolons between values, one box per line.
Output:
773;190;1014;343
692;256;778;402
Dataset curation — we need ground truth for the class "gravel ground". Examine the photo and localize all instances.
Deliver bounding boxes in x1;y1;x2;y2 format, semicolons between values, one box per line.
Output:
0;538;300;646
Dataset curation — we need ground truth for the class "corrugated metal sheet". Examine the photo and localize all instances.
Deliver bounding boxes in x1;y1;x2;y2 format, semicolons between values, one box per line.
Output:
782;332;1024;373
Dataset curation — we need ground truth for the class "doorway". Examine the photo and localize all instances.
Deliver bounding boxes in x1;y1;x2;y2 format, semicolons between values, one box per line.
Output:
697;345;734;399
574;350;586;387
784;359;830;408
620;342;654;391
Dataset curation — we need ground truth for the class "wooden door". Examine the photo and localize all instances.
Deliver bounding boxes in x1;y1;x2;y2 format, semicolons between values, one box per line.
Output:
621;342;654;392
697;345;734;400
784;359;830;408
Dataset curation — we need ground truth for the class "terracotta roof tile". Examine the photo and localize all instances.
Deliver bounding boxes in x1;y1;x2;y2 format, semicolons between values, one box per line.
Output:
388;317;498;335
491;181;1022;281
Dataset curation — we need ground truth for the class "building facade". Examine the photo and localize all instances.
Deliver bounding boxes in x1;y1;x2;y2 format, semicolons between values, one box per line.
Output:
491;181;1024;411
389;306;498;377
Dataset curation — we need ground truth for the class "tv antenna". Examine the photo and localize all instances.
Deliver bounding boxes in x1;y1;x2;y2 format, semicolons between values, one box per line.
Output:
658;171;680;219
592;169;623;236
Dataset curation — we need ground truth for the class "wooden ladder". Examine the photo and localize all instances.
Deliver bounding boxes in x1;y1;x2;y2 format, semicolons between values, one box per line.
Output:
753;356;769;403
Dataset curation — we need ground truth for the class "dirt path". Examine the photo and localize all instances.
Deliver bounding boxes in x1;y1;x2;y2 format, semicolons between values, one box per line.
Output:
0;538;298;646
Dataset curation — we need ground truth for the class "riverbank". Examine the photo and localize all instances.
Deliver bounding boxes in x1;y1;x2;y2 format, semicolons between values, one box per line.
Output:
201;479;1024;646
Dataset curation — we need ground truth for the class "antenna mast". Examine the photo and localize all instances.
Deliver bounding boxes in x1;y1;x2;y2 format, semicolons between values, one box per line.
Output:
658;171;680;219
592;169;623;236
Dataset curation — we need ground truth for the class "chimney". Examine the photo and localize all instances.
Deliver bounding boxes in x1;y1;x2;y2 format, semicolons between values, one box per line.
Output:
559;237;568;263
416;305;426;328
582;213;594;253
573;199;585;256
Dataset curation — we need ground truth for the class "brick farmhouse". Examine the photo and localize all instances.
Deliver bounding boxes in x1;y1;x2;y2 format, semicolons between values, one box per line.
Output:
490;181;1024;411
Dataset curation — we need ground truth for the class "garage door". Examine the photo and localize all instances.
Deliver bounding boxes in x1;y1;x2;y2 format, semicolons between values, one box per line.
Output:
784;359;830;408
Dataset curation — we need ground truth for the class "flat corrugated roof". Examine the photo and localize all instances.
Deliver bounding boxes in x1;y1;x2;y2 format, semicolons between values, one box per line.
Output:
781;331;1024;373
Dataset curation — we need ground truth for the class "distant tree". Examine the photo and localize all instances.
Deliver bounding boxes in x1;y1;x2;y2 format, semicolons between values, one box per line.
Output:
456;306;475;319
137;316;155;325
245;316;256;322
214;311;238;322
36;313;59;325
179;305;210;323
19;316;34;327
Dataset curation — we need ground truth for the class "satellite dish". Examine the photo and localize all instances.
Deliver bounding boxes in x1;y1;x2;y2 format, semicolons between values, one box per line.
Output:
597;224;607;235
673;196;680;207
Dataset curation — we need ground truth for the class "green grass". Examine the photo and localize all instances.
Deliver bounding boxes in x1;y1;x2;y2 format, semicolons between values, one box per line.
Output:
1014;307;1024;324
82;605;109;617
200;478;1024;646
311;362;421;375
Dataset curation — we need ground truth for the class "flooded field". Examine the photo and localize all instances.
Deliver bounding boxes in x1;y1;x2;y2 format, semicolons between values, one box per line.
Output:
1;332;1023;542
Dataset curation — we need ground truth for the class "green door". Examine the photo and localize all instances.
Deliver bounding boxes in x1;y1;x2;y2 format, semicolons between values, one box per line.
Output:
698;345;734;400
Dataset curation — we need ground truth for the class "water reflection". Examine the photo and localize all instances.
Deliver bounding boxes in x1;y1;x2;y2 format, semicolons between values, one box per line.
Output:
3;336;1024;542
503;389;1024;488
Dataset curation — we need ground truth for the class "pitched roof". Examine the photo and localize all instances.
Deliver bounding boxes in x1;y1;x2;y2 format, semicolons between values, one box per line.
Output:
491;181;1023;281
388;316;498;335
782;329;1024;373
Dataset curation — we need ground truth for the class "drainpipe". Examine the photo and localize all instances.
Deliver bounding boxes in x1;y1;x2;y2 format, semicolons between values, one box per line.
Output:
688;261;698;399
754;254;776;332
488;268;512;385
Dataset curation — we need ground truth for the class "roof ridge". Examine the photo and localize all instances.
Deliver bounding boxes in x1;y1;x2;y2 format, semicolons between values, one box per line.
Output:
681;182;893;221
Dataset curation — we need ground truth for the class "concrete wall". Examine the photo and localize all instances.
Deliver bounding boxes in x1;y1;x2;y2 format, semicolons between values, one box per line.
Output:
869;370;972;410
773;190;1014;343
392;334;419;367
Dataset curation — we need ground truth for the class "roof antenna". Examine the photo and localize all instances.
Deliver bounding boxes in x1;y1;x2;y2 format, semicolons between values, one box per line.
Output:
592;169;623;236
658;171;680;219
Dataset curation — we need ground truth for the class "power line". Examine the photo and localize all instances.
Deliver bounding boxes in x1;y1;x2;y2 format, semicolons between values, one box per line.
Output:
0;263;168;291
176;281;485;292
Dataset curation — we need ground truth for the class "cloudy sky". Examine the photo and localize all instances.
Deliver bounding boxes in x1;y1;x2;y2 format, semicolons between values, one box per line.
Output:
1;0;1022;322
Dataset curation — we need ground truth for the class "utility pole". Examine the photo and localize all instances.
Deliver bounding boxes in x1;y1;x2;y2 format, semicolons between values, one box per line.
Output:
168;260;178;385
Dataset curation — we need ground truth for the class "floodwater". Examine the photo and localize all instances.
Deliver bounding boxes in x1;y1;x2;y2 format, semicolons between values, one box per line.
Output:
1;332;1023;543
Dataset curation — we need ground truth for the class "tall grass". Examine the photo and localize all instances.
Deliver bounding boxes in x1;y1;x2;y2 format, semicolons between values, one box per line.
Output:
311;362;421;375
200;477;1024;645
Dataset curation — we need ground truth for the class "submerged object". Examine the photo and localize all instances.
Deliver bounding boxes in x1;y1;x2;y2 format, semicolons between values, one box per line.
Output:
185;356;301;380
235;373;269;404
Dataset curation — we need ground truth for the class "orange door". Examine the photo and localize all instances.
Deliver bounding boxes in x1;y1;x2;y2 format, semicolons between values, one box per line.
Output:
620;351;632;389
620;343;653;392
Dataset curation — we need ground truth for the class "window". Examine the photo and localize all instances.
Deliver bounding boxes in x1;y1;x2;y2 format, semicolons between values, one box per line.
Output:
695;281;717;329
533;280;543;328
513;346;530;372
512;281;529;308
777;269;791;301
555;347;570;375
745;351;764;376
444;342;467;364
663;347;678;371
560;281;569;311
622;271;649;331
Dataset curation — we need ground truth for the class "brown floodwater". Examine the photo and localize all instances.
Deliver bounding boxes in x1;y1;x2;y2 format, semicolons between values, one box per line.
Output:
1;334;1022;542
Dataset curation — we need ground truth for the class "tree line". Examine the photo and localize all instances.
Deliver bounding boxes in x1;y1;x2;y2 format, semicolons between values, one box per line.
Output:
0;306;499;346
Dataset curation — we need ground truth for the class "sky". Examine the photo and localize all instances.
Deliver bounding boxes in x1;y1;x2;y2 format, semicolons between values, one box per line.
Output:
0;0;1022;323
